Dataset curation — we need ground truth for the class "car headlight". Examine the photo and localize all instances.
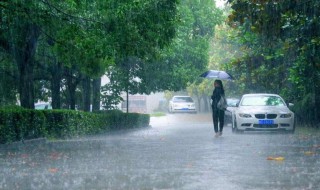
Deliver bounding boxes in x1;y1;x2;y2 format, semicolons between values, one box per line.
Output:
280;113;292;118
239;113;252;118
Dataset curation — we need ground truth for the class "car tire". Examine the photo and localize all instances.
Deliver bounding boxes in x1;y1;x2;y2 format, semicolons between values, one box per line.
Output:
232;116;243;134
232;122;236;133
169;107;174;114
231;115;237;133
288;119;296;134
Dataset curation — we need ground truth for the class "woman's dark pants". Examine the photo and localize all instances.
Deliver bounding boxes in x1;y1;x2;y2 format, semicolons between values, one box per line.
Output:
212;110;225;133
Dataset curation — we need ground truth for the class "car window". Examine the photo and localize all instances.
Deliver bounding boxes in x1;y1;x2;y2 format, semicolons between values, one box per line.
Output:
173;97;193;103
241;96;285;106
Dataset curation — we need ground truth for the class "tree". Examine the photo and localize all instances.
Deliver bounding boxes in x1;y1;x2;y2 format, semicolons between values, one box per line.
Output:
142;0;223;95
0;53;18;106
226;0;320;125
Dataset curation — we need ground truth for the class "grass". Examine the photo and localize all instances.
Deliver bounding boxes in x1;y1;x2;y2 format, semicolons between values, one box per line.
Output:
150;112;166;117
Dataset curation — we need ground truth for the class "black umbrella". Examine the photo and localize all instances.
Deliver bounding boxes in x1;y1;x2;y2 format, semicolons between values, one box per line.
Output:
200;70;234;80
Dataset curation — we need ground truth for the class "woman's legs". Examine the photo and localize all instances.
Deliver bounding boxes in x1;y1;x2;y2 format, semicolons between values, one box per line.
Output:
213;110;225;135
218;110;225;133
212;111;219;133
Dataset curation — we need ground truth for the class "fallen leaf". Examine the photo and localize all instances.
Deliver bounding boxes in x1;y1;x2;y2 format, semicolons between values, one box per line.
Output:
49;152;62;160
21;154;29;158
273;157;285;161
304;151;315;156
267;156;285;161
48;168;58;173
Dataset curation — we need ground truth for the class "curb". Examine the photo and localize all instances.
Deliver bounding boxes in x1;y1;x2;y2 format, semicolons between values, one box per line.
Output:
0;138;47;150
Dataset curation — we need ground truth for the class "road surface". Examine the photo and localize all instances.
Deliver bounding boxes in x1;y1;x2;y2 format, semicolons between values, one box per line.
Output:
0;114;319;189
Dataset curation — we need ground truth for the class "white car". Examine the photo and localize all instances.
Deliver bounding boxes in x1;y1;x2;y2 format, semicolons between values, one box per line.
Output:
35;103;52;110
169;96;196;113
231;94;295;133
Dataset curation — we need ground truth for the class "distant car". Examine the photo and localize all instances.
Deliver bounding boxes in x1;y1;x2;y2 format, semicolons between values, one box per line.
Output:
35;103;52;110
231;94;295;133
225;98;240;124
169;96;196;113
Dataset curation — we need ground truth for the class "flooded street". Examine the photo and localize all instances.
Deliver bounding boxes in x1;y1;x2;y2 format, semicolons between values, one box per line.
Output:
1;114;320;190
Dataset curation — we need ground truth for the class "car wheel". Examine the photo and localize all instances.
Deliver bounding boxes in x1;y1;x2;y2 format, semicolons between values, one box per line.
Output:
169;106;174;114
232;116;243;134
232;122;236;133
289;119;296;134
231;114;237;133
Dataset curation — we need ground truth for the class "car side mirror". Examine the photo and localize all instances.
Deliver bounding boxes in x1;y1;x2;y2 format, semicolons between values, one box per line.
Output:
288;103;294;107
236;102;239;107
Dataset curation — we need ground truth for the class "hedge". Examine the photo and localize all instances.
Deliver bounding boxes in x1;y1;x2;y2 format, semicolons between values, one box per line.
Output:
0;107;150;144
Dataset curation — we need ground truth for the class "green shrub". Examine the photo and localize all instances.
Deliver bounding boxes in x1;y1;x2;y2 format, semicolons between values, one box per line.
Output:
0;107;46;143
42;110;109;139
0;107;150;144
292;93;315;126
97;110;150;129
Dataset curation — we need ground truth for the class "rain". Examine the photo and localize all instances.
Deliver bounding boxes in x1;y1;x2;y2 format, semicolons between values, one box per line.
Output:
1;0;320;189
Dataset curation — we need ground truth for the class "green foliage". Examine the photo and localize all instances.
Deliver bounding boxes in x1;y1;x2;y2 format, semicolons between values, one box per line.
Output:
144;0;223;93
151;112;166;117
42;110;108;139
0;107;46;144
96;110;150;130
0;107;150;144
224;0;320;125
292;93;315;126
1;0;180;110
0;55;18;106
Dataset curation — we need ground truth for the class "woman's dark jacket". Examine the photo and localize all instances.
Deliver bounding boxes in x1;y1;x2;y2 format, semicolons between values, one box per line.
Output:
211;87;224;113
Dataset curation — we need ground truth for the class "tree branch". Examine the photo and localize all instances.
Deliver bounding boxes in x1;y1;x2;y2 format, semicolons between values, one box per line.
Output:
39;0;104;25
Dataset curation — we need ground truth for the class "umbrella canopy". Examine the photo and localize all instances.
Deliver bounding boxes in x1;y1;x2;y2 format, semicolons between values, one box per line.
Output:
200;70;234;80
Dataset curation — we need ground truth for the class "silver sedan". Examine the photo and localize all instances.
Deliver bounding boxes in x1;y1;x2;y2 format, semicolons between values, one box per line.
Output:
231;94;295;133
168;96;197;114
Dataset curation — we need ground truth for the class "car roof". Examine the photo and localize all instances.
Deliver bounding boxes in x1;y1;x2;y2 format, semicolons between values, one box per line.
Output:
35;103;51;105
242;93;281;97
173;96;192;98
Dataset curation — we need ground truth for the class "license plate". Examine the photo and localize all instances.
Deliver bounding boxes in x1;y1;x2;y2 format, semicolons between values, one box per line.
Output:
259;120;274;125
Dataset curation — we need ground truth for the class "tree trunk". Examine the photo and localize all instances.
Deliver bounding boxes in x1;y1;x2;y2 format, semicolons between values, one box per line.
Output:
202;94;209;112
311;50;320;127
15;24;40;109
82;76;91;112
92;78;101;112
67;81;77;110
65;68;80;110
51;61;62;109
197;95;201;113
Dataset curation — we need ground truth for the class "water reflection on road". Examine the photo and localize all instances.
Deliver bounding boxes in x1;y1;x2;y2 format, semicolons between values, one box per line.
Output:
0;113;319;189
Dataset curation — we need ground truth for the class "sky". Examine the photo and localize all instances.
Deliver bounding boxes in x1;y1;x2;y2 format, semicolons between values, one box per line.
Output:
216;0;227;8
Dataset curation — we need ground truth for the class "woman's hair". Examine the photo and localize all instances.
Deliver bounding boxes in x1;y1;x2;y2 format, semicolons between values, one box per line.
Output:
214;79;225;95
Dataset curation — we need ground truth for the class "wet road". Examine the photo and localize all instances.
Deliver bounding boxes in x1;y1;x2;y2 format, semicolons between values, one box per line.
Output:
0;114;320;190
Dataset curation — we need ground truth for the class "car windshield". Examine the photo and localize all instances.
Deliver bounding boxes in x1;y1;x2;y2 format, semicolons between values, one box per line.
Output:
173;97;193;103
35;104;52;110
241;96;285;106
227;99;239;107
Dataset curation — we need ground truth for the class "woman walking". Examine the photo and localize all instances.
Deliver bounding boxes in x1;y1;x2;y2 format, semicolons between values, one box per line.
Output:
211;80;226;137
